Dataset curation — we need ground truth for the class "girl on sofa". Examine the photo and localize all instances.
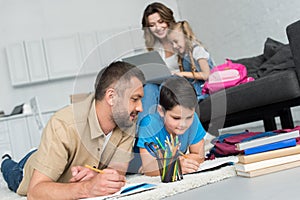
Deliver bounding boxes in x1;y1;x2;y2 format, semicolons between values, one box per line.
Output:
168;20;215;101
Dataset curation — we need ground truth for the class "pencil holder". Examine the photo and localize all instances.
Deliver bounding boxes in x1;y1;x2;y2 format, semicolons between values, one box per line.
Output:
157;156;183;183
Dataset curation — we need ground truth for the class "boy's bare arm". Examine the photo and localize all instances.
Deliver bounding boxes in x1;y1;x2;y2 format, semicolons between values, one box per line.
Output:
139;148;160;176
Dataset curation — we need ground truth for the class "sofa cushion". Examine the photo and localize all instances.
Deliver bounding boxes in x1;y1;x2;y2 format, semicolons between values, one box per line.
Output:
233;38;294;79
199;69;300;122
232;55;265;79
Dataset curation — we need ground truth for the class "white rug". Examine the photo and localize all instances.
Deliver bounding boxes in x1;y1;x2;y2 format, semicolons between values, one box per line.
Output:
0;134;235;199
121;165;236;200
0;165;236;200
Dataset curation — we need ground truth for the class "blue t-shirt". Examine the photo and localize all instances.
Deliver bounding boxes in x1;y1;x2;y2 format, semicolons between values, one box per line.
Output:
137;112;206;153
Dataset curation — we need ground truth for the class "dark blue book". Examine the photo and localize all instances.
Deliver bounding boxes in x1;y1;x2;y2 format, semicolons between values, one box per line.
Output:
244;138;297;155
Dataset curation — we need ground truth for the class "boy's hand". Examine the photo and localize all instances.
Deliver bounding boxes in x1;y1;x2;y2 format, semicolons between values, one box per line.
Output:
179;154;202;174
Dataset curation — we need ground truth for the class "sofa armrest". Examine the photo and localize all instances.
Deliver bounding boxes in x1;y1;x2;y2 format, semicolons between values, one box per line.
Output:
287;19;300;83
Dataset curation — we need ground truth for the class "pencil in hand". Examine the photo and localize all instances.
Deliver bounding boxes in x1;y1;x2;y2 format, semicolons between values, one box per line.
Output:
85;164;104;174
179;151;189;159
85;165;127;183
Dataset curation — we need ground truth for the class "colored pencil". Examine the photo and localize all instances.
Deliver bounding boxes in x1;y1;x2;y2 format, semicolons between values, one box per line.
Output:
85;164;104;174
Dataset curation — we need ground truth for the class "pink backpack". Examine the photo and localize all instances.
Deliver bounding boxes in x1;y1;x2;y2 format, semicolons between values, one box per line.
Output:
202;59;254;94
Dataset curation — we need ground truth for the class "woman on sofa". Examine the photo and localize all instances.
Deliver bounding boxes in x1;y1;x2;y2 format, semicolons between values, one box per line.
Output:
137;2;178;125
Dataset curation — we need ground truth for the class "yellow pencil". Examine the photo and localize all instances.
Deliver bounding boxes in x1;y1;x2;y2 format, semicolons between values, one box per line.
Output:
85;164;127;183
85;164;104;174
179;151;189;159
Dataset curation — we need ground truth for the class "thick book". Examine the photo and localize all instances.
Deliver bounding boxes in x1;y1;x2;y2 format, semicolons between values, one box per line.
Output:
236;160;300;177
244;138;297;155
235;153;300;172
236;130;299;150
238;145;300;164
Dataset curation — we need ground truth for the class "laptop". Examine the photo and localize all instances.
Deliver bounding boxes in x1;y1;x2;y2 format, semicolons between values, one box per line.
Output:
122;51;172;84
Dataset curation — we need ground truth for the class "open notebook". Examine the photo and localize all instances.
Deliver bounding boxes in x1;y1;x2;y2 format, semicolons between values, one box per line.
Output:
83;182;157;200
187;156;238;175
122;51;172;84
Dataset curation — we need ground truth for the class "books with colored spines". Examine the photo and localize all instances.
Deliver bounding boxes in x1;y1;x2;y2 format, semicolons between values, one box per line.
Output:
236;160;300;177
234;153;300;172
238;145;300;164
235;130;299;150
243;138;297;155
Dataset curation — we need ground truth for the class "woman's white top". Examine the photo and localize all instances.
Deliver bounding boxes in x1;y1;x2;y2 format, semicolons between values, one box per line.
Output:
153;41;179;71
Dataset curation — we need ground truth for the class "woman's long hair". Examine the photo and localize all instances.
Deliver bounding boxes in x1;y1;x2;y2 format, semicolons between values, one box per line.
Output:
141;2;175;51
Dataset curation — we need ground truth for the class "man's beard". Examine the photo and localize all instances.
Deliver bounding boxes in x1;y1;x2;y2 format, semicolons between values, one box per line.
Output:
112;108;136;131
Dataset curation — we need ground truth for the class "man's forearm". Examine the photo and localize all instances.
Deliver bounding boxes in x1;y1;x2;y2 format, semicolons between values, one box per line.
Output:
27;181;89;200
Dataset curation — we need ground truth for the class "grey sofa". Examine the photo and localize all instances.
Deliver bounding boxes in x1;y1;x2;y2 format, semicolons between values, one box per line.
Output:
198;19;300;136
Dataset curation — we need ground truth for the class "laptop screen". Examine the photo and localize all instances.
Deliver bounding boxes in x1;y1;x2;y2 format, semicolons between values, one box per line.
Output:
122;51;172;84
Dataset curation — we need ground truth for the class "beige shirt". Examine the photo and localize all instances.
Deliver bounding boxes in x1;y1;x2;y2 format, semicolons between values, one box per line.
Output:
17;94;135;195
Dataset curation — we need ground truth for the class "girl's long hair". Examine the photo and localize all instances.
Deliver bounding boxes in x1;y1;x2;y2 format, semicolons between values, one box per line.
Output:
170;21;204;78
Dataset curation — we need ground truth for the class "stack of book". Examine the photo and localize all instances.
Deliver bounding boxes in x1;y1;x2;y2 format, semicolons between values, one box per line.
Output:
234;130;300;177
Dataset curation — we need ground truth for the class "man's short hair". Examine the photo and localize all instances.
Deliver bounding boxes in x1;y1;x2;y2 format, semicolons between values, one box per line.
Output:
94;61;145;100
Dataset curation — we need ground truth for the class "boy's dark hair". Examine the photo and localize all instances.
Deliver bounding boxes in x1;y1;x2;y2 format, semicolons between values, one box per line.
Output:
94;61;145;100
159;76;197;111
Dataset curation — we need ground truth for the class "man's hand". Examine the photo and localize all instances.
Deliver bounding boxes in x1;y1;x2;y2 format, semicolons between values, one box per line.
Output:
69;166;98;182
27;168;126;199
70;166;126;197
85;169;126;197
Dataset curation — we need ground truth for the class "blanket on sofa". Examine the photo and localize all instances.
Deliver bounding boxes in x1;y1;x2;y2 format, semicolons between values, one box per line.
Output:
233;37;295;79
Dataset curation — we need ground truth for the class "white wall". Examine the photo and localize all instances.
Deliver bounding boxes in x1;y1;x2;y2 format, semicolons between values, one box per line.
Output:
176;0;300;133
2;0;300;133
0;0;180;114
176;0;300;64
